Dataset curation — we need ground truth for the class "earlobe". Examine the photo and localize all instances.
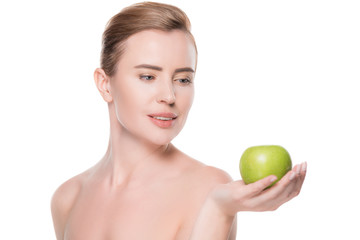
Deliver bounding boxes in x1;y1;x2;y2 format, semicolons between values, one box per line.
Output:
94;68;113;102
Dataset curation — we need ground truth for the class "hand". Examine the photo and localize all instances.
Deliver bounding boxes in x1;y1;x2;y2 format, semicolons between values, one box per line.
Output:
209;162;307;217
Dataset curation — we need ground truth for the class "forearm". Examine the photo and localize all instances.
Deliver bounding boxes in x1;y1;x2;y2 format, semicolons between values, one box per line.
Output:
189;198;235;240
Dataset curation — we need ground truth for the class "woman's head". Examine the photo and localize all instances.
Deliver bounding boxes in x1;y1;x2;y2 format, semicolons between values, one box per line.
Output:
95;2;197;146
101;1;197;77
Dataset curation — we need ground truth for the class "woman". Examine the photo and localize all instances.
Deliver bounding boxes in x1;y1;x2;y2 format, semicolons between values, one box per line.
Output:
51;2;307;239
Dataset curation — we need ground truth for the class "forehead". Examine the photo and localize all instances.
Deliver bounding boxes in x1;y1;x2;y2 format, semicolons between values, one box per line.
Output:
119;29;197;70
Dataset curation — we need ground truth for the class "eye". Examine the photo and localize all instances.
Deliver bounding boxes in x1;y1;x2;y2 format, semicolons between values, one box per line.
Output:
140;75;155;81
177;78;192;85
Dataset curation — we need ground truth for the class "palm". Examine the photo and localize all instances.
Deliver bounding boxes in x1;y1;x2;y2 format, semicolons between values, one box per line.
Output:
210;163;307;216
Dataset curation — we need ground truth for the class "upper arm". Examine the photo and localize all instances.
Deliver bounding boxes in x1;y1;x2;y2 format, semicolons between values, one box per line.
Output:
51;177;80;240
204;166;238;240
201;166;237;239
228;214;237;240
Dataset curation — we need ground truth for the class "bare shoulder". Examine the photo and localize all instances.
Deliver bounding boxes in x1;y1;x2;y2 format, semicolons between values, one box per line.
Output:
185;163;234;191
174;154;236;238
197;165;234;184
173;145;233;186
198;165;238;240
176;157;233;196
51;174;83;212
51;173;85;239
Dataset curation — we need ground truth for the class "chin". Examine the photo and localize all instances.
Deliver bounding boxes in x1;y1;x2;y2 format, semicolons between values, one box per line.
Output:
148;131;179;146
151;136;174;146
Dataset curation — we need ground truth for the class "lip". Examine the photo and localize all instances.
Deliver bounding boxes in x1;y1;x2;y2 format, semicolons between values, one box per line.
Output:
148;112;178;119
148;112;178;128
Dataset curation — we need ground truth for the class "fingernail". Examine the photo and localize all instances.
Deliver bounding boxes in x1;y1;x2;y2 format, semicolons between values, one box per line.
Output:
302;162;307;172
296;164;301;175
270;176;277;183
289;172;296;181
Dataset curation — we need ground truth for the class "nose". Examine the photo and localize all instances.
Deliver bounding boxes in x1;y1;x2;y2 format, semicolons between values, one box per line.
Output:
156;81;176;105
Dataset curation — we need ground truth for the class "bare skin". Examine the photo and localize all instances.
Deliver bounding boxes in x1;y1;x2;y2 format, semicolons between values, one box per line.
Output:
51;29;236;239
189;162;306;240
51;29;306;240
51;144;235;240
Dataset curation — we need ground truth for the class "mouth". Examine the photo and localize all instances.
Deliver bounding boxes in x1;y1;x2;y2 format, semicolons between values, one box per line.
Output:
148;112;178;128
149;116;177;121
148;112;178;121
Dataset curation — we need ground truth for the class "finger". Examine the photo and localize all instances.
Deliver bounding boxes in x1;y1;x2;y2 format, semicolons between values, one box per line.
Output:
250;163;307;211
252;167;298;205
300;161;307;181
275;163;300;187
285;162;307;197
273;163;307;201
292;162;307;197
246;175;278;196
284;164;302;198
272;165;297;187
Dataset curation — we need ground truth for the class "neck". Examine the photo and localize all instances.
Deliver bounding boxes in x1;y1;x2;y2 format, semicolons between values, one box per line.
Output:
96;108;173;188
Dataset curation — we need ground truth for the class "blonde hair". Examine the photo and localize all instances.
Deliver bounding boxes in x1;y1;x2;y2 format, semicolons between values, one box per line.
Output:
101;1;197;76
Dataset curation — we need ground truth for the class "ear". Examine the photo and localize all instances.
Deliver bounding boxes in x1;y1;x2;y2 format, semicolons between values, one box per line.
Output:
94;68;113;103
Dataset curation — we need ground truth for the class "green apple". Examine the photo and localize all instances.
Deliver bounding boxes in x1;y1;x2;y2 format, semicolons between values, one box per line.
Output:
240;145;292;187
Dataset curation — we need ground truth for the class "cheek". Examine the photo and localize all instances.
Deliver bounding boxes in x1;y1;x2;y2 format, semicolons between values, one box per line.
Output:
114;82;146;122
177;87;194;115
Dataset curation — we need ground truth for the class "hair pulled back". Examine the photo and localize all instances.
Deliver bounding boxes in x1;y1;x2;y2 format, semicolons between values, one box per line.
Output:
101;1;197;77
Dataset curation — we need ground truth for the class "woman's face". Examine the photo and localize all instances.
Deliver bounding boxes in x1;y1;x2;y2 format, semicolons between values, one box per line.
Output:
109;29;196;146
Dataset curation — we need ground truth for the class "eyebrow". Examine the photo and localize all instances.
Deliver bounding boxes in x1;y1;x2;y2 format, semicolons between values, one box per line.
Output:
134;64;194;73
134;64;162;71
174;67;195;73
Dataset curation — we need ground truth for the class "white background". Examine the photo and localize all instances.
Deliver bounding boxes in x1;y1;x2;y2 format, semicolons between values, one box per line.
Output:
0;0;359;239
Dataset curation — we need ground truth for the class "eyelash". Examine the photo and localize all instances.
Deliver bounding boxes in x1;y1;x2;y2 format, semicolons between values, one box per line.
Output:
139;75;192;85
140;75;155;81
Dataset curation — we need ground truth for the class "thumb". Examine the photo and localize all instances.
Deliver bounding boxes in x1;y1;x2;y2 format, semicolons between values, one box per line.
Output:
247;175;277;195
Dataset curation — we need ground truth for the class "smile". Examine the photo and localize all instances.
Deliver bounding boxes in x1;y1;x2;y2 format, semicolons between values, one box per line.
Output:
149;113;177;128
151;116;175;121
